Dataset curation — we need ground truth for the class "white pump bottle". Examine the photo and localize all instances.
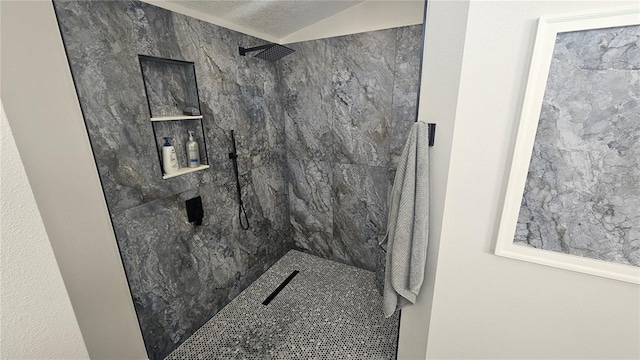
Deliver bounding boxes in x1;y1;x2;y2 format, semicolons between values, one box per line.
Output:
162;137;179;174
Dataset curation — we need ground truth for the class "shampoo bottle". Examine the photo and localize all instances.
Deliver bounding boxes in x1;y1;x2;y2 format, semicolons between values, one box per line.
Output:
162;137;179;174
186;131;200;168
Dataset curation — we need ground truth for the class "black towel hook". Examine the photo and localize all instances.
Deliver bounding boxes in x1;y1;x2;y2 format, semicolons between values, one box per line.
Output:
428;123;436;147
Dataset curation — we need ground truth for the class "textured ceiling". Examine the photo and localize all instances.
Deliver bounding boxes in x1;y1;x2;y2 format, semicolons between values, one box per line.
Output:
143;0;424;43
164;0;364;38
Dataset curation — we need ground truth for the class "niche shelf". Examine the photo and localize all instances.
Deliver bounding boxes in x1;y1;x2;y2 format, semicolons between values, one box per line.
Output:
139;55;210;179
151;115;203;122
162;164;210;180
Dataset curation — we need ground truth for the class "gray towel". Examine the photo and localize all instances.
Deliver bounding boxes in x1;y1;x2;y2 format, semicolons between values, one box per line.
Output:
380;121;429;318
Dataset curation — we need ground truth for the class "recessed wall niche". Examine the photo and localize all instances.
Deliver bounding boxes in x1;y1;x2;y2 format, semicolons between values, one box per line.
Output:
139;55;209;179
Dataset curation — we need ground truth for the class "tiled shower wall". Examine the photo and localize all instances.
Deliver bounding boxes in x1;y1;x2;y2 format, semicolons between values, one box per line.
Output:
55;0;422;358
54;1;292;359
279;26;422;273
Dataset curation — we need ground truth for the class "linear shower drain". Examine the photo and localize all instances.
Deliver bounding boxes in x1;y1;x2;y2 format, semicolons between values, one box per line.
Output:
262;270;299;305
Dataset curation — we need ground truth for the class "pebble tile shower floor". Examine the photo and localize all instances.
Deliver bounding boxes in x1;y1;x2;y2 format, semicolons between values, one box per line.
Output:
166;250;400;359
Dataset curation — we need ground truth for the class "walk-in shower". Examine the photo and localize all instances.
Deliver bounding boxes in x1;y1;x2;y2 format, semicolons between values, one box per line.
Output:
53;0;424;358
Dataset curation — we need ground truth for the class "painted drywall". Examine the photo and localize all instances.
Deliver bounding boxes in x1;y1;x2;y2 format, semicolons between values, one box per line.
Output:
424;1;640;359
396;1;469;359
0;103;90;360
148;0;361;40
141;0;423;44
0;2;148;359
139;0;280;43
280;1;424;43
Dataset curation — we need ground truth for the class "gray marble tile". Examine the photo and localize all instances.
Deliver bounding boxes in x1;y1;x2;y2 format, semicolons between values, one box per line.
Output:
329;30;395;167
111;178;292;359
287;157;334;256
169;11;247;186
278;41;334;162
140;57;199;117
332;163;388;271
390;25;422;168
112;187;235;359
54;0;209;212
54;1;292;358
235;37;286;174
556;25;640;71
249;164;291;233
281;26;420;275
515;25;640;267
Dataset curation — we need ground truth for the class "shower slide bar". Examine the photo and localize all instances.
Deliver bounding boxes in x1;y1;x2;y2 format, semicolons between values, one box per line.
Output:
229;130;250;230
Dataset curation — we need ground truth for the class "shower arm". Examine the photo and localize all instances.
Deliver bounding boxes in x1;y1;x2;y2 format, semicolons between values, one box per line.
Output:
239;44;272;56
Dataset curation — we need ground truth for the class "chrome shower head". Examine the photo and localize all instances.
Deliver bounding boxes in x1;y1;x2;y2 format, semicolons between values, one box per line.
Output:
239;43;295;62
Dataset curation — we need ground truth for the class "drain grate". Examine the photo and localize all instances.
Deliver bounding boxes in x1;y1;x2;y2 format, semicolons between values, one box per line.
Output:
262;270;299;305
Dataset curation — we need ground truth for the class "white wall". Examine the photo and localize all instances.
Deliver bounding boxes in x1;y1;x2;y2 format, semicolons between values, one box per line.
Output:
423;1;640;359
0;2;148;359
0;104;90;359
397;1;469;359
280;1;424;43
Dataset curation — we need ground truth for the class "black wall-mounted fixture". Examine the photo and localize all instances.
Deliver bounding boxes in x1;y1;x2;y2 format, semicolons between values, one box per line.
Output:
228;130;250;230
186;196;204;226
239;43;295;62
428;123;436;147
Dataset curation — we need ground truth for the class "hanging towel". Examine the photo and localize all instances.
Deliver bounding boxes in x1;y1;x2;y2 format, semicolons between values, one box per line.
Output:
380;121;429;318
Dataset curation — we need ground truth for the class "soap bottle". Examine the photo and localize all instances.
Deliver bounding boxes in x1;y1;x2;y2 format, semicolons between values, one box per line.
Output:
162;137;179;174
185;131;200;168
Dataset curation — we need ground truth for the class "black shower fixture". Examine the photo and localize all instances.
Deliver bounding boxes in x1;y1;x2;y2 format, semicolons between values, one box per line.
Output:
229;130;250;230
239;43;295;62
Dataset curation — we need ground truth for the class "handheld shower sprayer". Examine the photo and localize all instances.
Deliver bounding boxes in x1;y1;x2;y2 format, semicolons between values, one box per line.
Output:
229;130;249;230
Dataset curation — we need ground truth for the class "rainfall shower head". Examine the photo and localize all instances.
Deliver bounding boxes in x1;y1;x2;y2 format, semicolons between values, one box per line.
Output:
239;43;295;62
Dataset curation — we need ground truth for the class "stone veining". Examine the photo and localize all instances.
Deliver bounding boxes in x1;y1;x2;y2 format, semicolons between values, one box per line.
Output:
514;25;640;267
54;1;291;358
54;0;422;357
279;26;423;288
